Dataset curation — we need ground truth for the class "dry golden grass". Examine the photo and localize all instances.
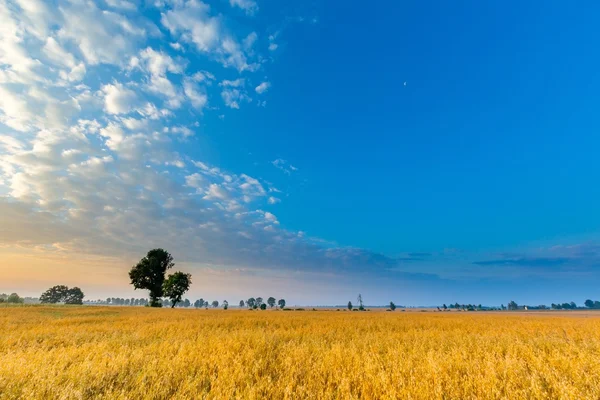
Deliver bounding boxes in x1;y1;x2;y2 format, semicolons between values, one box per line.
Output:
1;306;600;399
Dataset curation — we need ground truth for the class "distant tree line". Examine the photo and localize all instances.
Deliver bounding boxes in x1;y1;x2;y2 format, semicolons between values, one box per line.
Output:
237;297;286;310
551;302;578;310
584;299;600;309
0;293;24;304
106;298;150;306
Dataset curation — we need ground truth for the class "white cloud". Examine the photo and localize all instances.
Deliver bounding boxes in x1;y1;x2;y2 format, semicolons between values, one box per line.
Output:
170;42;183;51
105;0;138;11
185;173;204;190
220;78;245;87
268;196;280;204
43;37;87;82
268;33;279;52
183;78;208;109
264;211;279;224
169;126;194;137
219;80;250;109
57;0;146;66
121;117;149;131
102;83;139;115
255;81;270;94
204;183;230;201
134;47;187;109
272;158;298;174
0;86;35;131
138;47;186;76
230;0;258;15
243;32;258;51
240;174;266;197
161;0;256;71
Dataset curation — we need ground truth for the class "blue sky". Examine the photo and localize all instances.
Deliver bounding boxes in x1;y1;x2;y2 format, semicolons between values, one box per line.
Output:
1;0;600;305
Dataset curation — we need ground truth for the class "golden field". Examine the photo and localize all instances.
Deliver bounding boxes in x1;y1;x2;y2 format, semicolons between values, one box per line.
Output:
1;307;600;399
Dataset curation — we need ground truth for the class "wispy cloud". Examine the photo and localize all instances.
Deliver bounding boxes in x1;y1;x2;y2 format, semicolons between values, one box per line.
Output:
272;158;298;174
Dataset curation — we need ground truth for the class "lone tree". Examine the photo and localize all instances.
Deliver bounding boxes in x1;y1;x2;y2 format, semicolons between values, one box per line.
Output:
278;299;286;309
40;285;84;304
239;300;245;308
223;300;229;310
357;294;364;311
247;298;256;308
390;301;396;311
347;301;353;311
40;285;70;303
212;300;219;308
163;272;191;308
129;249;175;307
267;297;276;308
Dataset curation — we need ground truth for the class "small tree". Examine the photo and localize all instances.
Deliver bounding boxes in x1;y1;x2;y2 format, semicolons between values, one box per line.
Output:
267;297;276;308
163;272;191;308
570;301;577;309
585;299;594;308
260;303;267;310
239;300;245;308
347;301;353;311
247;298;256;308
443;304;447;310
390;301;396;311
256;297;263;307
129;249;174;307
212;300;219;308
223;300;228;310
278;299;286;309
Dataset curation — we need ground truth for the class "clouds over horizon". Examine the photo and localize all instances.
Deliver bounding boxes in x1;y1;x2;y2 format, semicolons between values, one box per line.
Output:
0;0;426;291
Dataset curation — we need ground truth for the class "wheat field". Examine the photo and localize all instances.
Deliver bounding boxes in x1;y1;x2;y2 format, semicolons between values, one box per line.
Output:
1;306;600;399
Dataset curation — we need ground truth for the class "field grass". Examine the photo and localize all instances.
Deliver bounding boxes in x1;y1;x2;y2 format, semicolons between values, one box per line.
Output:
1;306;600;399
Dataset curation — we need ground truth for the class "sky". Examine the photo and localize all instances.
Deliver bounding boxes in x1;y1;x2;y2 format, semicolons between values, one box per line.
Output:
1;0;600;306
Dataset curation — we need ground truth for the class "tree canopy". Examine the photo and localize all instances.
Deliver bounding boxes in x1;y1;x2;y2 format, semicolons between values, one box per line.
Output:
40;285;69;304
129;249;174;307
163;272;191;308
40;286;84;305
